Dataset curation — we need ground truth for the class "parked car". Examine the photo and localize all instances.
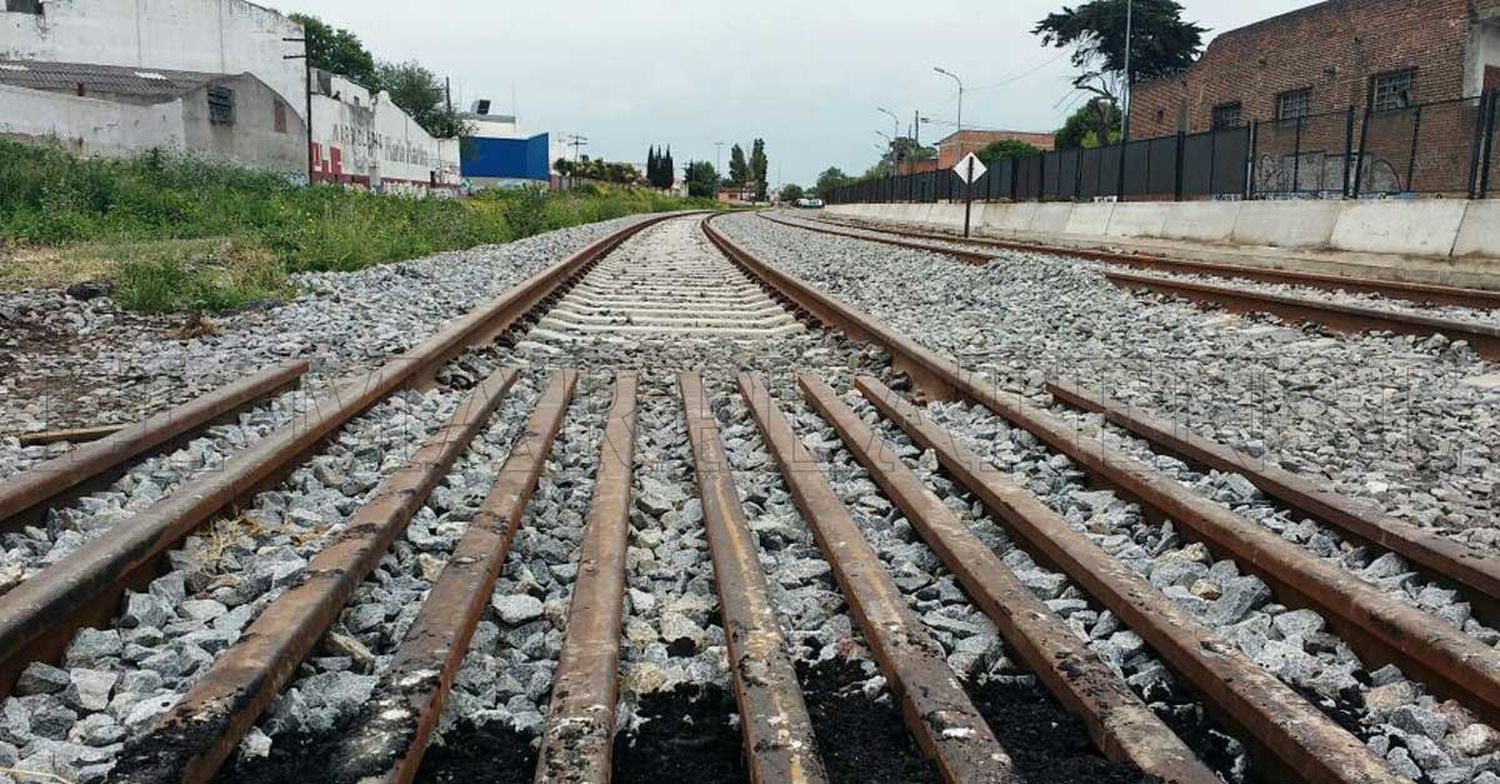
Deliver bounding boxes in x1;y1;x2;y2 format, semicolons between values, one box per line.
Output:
794;197;824;209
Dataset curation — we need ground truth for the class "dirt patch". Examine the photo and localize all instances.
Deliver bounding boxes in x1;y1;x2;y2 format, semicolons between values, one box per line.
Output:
613;684;747;783
1139;676;1249;781
415;721;539;784
218;729;340;784
970;673;1149;784
799;656;941;784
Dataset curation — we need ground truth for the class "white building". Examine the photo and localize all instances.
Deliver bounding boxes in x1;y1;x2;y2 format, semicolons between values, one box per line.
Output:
311;70;460;193
1;0;305;110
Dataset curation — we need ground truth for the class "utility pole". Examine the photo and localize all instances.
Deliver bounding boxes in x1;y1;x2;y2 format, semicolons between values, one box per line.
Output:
566;134;589;162
715;141;725;197
1122;0;1133;144
283;36;313;185
934;67;963;162
878;107;900;174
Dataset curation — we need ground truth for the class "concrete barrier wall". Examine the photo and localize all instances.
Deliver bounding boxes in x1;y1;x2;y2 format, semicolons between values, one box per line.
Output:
828;198;1500;264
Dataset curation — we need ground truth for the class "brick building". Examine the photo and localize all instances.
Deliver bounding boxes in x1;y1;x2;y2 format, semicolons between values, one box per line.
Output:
1131;0;1500;138
934;129;1055;168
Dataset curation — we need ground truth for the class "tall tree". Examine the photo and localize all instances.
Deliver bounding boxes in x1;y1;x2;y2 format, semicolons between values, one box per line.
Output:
749;138;768;201
662;147;675;188
647;146;657;185
289;13;377;87
727;144;750;187
977;139;1042;165
374;60;468;139
1055;98;1122;149
1033;0;1205;141
814;166;851;200
684;160;718;199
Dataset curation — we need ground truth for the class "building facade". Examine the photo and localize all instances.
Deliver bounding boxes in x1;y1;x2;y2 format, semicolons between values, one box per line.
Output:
1131;0;1500;138
459;101;552;186
933;129;1055;169
310;70;460;192
0;60;305;173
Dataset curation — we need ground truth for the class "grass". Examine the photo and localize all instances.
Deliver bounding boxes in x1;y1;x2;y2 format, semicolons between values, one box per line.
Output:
0;141;717;313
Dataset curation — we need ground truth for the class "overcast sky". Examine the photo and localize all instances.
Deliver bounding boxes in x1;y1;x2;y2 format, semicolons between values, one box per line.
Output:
280;0;1319;186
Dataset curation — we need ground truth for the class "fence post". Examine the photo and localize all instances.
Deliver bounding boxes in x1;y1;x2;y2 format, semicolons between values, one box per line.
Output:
1482;90;1499;199
1207;130;1218;196
1353;105;1373;197
1406;104;1423;194
1116;140;1128;201
1291;115;1304;196
1468;95;1487;199
1038;154;1048;202
1247;120;1259;199
1173;131;1186;201
1010;155;1019;202
1074;148;1084;201
1343;106;1356;198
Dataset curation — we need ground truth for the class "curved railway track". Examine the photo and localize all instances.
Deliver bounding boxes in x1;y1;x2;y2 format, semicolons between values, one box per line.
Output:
0;212;1493;783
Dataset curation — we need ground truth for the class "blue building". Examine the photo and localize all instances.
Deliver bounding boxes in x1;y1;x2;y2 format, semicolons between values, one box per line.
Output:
460;101;551;186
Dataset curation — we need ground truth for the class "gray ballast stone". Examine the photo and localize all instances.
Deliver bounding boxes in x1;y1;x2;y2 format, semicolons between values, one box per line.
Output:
492;594;545;625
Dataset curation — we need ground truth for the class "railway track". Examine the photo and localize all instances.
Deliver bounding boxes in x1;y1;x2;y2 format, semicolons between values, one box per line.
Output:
0;212;1493;783
763;211;1500;360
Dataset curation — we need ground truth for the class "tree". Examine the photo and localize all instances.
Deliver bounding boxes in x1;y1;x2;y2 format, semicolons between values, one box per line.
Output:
684;160;718;198
647;146;658;186
814;167;852;200
779;183;805;203
1055;98;1122;149
289;14;377;87
977;139;1043;165
661;147;675;188
727;144;750;187
749;138;768;201
1033;0;1204;141
374;60;468;139
879;137;936;171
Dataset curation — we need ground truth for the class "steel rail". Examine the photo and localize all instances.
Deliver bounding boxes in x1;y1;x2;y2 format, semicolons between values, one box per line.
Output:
705;212;1500;730
535;373;639;784
797;373;1217;784
814;213;1500;309
738;374;1017;784
109;365;521;784
679;372;829;784
0;360;308;529
1104;269;1500;360
327;370;577;784
853;376;1402;784
758;213;993;266
0;213;678;699
1047;379;1500;627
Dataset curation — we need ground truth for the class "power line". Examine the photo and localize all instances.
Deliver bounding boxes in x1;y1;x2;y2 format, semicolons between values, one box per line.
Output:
966;51;1071;93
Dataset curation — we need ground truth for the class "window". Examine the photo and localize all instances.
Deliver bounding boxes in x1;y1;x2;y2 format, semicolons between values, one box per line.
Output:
1276;88;1312;121
207;86;235;125
1370;69;1414;112
5;0;43;14
1211;102;1243;129
274;102;287;133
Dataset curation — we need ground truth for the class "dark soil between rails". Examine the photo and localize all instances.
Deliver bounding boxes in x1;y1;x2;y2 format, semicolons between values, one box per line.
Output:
613;683;747;783
1139;676;1250;782
799;656;941;784
218;728;342;784
415;721;538;784
971;673;1150;784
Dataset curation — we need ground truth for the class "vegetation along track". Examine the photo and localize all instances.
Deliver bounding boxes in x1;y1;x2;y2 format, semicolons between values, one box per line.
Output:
762;211;1500;360
0;211;1492;783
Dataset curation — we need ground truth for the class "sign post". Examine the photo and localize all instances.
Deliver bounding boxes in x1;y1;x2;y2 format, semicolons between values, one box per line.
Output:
954;152;987;238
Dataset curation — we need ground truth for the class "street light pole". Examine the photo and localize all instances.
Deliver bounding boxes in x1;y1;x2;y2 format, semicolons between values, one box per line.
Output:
934;67;963;161
1122;0;1133;144
878;106;901;175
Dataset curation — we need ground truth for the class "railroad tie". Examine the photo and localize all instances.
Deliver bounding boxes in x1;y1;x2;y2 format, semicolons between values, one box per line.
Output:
738;373;1018;784
679;372;830;784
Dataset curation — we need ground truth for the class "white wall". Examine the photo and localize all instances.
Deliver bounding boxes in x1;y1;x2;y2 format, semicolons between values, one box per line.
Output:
1;0;305;110
310;72;460;192
0;83;184;156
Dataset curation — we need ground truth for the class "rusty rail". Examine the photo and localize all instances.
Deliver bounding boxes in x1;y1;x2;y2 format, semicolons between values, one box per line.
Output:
758;213;993;266
328;370;576;784
708;213;1500;731
815;213;1500;309
854;376;1401;784
1104;269;1500;360
535;373;639;784
797;373;1216;784
1047;379;1500;627
109;366;521;784
679;372;830;784
0;360;308;528
739;374;1017;784
0;213;676;700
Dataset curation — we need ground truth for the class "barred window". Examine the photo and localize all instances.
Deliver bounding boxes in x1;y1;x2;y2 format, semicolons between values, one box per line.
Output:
1211;102;1242;129
207;86;235;125
1371;69;1414;112
5;0;43;14
1276;88;1311;121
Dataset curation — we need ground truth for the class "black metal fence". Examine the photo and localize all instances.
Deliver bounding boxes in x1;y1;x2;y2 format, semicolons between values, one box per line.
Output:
829;91;1500;205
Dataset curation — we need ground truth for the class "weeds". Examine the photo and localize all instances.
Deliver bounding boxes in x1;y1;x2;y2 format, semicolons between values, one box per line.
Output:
0;141;717;312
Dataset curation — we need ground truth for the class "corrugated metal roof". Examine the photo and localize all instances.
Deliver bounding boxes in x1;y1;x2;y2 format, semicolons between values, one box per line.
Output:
0;60;228;101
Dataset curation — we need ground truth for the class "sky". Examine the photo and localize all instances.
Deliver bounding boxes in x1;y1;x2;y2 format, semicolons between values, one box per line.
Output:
279;0;1321;187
